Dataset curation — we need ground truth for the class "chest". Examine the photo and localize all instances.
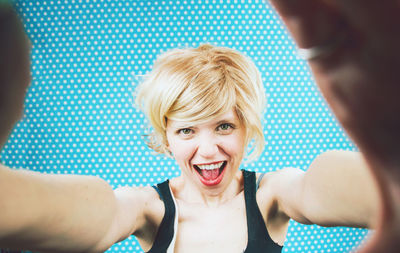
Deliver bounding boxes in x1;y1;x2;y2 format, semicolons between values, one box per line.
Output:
173;195;249;253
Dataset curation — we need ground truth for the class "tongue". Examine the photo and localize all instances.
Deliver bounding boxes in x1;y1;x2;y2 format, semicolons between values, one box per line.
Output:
201;168;220;180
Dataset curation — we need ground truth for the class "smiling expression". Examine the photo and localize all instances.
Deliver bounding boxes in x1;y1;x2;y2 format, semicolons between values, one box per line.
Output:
166;108;247;191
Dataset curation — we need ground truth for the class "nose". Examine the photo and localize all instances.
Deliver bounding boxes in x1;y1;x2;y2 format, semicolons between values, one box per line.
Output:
197;132;219;159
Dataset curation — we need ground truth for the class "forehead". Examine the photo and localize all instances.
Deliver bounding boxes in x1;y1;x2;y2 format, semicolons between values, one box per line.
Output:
166;108;239;129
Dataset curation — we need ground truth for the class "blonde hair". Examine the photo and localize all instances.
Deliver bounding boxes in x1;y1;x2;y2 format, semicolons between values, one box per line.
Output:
135;44;265;161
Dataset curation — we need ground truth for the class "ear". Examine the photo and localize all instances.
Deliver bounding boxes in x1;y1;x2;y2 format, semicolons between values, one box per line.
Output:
164;138;173;157
165;147;173;158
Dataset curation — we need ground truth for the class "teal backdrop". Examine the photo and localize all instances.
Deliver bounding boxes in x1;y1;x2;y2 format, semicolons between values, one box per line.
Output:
2;0;370;252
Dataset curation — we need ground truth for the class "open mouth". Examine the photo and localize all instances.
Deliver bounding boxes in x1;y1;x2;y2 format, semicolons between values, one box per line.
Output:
193;161;227;186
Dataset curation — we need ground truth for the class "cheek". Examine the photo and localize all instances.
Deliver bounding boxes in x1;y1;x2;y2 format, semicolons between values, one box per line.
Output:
167;137;195;163
220;133;247;157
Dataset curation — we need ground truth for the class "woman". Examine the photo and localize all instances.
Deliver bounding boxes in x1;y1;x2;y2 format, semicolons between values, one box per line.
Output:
0;1;398;252
123;44;379;252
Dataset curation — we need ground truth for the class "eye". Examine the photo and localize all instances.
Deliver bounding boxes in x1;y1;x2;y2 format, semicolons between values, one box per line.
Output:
216;123;235;133
178;128;193;135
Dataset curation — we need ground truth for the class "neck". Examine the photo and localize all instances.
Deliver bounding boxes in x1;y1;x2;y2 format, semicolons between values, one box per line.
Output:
171;170;244;207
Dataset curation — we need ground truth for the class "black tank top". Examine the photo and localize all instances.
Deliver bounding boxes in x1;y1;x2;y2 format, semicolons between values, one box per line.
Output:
147;170;283;253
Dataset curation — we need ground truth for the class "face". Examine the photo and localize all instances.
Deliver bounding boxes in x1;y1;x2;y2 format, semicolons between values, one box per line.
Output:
166;108;247;193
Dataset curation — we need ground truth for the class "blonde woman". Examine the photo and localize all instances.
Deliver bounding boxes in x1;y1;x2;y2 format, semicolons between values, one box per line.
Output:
127;44;379;252
1;1;400;253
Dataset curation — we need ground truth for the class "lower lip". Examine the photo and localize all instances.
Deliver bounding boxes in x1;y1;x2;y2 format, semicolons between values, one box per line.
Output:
195;164;226;187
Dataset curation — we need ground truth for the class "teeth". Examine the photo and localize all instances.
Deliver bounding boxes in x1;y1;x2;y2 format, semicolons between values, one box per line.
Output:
196;161;224;170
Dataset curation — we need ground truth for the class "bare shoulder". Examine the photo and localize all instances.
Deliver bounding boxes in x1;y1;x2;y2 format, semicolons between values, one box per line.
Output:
119;185;165;251
115;184;164;232
115;184;163;206
256;168;303;197
137;185;165;222
255;169;302;246
256;167;305;214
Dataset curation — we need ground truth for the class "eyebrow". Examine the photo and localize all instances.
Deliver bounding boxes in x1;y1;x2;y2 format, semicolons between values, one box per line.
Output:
169;122;195;129
213;120;231;126
215;115;237;124
168;113;238;129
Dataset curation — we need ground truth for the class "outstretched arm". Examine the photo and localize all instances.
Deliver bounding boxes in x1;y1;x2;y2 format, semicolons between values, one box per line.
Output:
270;150;379;229
266;0;400;251
0;4;151;252
0;165;145;252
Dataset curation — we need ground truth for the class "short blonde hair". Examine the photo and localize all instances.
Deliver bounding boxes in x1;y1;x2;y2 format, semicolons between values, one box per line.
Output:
135;44;265;161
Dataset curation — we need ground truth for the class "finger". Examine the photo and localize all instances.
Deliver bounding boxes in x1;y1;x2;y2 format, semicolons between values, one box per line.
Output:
267;0;345;48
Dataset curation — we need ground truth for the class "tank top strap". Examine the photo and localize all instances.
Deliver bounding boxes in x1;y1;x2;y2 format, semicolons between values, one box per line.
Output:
242;170;283;252
147;180;176;253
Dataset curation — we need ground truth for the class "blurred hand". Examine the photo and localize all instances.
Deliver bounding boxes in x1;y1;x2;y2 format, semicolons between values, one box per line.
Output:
267;0;400;252
0;4;31;147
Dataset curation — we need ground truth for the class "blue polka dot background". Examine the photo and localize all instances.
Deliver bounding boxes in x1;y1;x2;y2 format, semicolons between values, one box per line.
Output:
2;1;371;252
